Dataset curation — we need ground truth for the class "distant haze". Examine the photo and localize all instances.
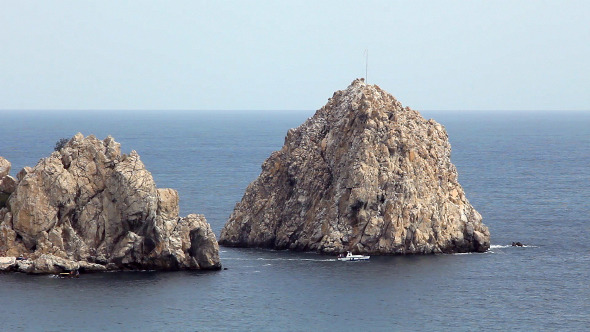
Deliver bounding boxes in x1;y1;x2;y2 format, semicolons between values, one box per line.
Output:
1;1;589;111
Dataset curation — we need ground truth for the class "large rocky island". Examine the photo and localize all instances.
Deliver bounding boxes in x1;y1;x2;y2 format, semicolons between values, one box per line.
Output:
220;79;490;254
0;134;220;273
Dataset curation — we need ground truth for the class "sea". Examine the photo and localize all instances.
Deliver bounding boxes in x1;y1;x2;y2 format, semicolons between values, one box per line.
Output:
0;109;588;331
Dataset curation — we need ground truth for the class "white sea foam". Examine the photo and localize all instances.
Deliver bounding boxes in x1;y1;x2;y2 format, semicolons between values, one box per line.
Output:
486;244;539;254
490;244;512;249
490;244;538;249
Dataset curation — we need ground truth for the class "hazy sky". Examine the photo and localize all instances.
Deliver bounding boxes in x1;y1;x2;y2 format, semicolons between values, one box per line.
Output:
1;1;589;111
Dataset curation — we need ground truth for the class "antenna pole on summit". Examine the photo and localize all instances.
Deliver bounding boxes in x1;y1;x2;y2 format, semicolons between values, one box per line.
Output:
364;49;368;83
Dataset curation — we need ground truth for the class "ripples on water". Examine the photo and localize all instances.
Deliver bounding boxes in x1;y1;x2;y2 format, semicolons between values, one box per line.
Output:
0;110;589;330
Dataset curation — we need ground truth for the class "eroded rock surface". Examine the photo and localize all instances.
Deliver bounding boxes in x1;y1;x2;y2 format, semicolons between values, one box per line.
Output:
0;134;220;273
0;157;14;209
220;79;490;254
0;157;10;179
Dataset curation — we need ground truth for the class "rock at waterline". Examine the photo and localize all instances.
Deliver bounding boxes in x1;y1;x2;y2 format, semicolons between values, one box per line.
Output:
0;134;221;273
220;79;490;254
0;256;16;271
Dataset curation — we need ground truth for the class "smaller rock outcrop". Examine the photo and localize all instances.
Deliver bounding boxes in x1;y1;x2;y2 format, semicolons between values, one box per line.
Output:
0;134;221;273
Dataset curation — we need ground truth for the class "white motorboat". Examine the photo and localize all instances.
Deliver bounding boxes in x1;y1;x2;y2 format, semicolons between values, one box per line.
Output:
337;251;370;261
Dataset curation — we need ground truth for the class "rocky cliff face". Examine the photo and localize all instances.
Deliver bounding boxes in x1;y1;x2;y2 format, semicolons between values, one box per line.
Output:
0;134;220;273
220;79;490;254
0;157;16;209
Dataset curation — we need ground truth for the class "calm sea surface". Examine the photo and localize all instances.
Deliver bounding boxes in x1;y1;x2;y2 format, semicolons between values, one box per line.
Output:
0;110;589;331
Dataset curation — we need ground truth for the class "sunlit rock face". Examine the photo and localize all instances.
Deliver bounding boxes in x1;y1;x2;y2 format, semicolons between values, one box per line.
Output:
0;134;220;273
220;79;489;255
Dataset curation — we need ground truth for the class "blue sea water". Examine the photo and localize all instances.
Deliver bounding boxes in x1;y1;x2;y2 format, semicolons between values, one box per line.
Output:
0;110;589;331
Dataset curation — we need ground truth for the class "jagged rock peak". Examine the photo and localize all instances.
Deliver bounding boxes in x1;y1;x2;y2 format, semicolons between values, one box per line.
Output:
0;157;10;179
0;134;220;273
220;79;490;255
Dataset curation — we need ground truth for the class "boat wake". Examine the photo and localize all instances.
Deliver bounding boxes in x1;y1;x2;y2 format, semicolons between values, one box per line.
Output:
490;244;538;249
222;257;337;262
486;244;539;254
490;244;512;249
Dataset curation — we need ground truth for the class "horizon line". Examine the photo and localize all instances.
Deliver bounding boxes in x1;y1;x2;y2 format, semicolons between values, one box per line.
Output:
1;109;590;113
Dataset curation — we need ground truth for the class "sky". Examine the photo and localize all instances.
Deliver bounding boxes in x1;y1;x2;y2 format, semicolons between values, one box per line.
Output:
1;0;589;111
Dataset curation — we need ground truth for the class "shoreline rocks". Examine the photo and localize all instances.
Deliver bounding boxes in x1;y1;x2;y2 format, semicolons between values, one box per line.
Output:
220;79;490;255
0;134;221;274
0;256;16;271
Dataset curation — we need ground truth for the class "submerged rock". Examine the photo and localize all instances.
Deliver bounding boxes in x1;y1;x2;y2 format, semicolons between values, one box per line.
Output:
220;79;490;254
0;134;221;273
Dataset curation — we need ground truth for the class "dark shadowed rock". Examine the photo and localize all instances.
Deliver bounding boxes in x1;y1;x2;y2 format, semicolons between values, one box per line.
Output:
220;79;490;255
0;176;16;194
